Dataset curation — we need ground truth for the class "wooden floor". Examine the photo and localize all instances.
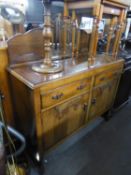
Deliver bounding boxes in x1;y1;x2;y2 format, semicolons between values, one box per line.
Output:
31;99;131;175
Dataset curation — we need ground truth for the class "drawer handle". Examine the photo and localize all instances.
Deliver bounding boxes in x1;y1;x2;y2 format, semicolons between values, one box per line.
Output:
52;93;64;100
77;84;85;90
92;98;96;105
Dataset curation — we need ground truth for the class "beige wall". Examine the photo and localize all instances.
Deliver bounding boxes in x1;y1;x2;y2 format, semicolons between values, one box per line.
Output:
119;0;131;6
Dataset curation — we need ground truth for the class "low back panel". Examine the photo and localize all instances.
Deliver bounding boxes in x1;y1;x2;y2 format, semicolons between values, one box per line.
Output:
7;28;44;65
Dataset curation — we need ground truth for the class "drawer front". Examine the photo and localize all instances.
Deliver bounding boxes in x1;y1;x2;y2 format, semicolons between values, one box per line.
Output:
41;77;91;109
94;68;122;87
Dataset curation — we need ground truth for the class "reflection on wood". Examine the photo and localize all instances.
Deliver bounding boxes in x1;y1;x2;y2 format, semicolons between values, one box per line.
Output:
79;30;91;57
106;17;117;53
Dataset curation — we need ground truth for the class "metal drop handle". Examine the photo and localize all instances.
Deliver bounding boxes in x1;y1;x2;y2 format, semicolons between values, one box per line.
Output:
52;93;64;100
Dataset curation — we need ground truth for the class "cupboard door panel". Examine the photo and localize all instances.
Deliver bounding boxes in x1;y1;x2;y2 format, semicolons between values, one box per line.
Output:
42;93;89;149
89;79;119;120
89;86;106;120
104;79;118;110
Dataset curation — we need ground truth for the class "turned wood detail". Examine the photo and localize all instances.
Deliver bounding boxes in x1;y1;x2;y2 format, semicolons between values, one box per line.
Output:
105;16;117;53
43;0;53;66
72;10;76;57
63;2;69;55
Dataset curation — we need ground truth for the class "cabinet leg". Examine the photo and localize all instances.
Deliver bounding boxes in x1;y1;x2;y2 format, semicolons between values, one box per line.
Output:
102;110;113;121
37;157;44;175
26;140;44;174
28;151;44;174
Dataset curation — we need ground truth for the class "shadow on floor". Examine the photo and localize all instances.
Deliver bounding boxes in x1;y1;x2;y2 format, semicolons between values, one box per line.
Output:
31;101;131;175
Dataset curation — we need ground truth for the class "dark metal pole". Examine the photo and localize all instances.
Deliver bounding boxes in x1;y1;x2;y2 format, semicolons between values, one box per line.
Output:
0;124;5;175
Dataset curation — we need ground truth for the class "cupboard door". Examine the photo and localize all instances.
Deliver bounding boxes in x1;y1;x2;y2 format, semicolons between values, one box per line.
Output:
104;79;119;110
41;93;89;149
89;79;118;120
89;86;106;120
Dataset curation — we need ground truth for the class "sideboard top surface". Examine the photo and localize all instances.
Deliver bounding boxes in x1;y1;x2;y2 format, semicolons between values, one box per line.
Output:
7;54;124;89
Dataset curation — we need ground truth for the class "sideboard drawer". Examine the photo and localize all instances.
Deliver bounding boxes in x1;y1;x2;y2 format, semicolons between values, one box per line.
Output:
41;77;91;109
94;68;122;86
